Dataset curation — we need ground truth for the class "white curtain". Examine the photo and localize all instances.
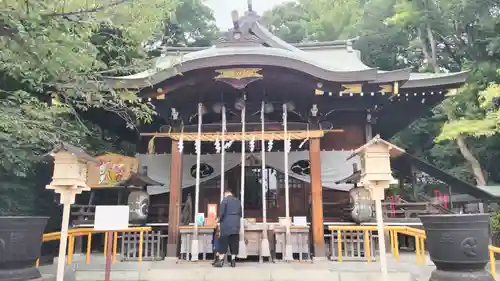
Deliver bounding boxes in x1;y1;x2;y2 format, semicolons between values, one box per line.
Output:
265;151;359;191
137;151;360;195
137;153;241;195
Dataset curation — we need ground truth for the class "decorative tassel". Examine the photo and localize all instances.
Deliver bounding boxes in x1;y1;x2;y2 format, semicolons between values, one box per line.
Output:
282;103;293;262
191;102;203;261
238;100;247;259
220;105;226;203
148;136;156;154
260;100;271;258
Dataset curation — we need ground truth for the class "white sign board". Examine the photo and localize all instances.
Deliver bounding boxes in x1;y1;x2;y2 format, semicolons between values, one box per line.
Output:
94;205;130;231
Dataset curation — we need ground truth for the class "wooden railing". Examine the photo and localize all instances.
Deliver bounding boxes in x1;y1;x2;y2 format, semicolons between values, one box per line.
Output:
38;227;155;266
327;225;427;264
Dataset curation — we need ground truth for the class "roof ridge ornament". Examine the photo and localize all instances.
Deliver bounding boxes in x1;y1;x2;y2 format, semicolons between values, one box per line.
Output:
215;8;263;47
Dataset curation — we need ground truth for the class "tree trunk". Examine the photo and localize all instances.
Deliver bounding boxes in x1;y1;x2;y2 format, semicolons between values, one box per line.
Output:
424;25;488;186
426;25;440;73
456;135;487;186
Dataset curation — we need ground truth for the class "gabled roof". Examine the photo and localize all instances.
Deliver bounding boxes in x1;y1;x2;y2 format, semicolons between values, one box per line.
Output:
346;135;406;160
101;9;467;91
47;142;100;164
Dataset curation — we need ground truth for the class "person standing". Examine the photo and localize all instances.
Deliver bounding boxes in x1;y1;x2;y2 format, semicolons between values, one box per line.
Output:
213;188;242;268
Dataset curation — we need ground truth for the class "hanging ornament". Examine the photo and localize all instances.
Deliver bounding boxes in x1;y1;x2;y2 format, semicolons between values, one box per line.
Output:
195;139;200;155
285;139;292;153
267;139;273;152
249;136;255;152
177;138;184;153
299;126;310;149
215;135;221;153
225;140;234;150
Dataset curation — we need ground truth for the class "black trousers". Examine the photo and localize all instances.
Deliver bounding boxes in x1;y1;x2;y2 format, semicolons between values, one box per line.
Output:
218;234;239;255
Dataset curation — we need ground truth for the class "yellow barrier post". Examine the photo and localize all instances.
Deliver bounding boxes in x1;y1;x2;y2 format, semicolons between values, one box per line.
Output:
337;230;342;263
490;246;497;280
415;236;421;265
138;231;144;263
113;232;118;264
390;230;396;257
86;233;92;264
420;237;425;265
104;232;108;257
67;235;75;265
364;230;371;263
393;230;400;263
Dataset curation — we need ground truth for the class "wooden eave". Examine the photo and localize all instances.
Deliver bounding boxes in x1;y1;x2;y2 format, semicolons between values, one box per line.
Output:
141;129;340;141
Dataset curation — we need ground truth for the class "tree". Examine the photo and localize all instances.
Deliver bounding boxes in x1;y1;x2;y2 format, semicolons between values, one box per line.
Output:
0;0;180;214
162;0;219;47
262;2;309;43
262;0;500;185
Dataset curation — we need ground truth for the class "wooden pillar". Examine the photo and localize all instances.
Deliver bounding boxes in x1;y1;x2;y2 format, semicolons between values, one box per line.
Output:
309;138;325;257
166;140;183;258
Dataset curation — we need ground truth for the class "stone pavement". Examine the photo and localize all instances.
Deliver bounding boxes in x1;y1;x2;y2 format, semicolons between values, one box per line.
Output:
37;253;500;281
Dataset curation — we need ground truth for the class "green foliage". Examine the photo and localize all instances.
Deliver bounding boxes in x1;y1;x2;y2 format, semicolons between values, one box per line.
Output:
262;0;500;185
492;211;500;232
0;0;222;215
262;2;309;44
162;0;218;47
438;84;500;140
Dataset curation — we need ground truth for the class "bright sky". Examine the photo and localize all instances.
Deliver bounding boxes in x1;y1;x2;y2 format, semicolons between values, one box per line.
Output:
205;0;292;29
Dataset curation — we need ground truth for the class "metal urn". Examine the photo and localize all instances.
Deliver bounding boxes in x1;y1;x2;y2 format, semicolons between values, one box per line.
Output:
420;214;494;281
348;186;373;223
0;216;48;281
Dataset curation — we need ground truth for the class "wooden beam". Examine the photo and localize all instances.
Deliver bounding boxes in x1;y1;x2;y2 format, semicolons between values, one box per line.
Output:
141;129;342;141
166;140;183;258
309;138;326;257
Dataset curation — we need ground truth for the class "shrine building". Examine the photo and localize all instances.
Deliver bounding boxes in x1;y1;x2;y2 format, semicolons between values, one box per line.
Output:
76;4;498;261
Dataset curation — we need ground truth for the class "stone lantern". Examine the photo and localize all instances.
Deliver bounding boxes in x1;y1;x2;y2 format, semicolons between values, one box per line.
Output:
348;135;404;277
46;143;100;281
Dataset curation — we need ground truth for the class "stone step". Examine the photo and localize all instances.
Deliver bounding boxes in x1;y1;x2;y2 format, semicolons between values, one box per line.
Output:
74;269;414;281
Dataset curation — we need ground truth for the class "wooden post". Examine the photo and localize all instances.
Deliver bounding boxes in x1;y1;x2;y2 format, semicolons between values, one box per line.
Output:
166;140;183;258
309;138;325;258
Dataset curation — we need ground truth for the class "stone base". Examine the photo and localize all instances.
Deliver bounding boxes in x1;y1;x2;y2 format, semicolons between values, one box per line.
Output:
0;267;42;281
36;274;56;281
429;269;494;281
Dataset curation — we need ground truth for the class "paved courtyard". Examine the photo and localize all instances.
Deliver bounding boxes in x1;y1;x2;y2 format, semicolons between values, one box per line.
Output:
38;253;499;281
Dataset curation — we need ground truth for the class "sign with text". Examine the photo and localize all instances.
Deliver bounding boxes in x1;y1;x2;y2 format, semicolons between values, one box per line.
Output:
94;206;130;231
214;68;263;89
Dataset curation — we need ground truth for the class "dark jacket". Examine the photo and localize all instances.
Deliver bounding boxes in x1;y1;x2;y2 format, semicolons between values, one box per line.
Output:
219;195;242;236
